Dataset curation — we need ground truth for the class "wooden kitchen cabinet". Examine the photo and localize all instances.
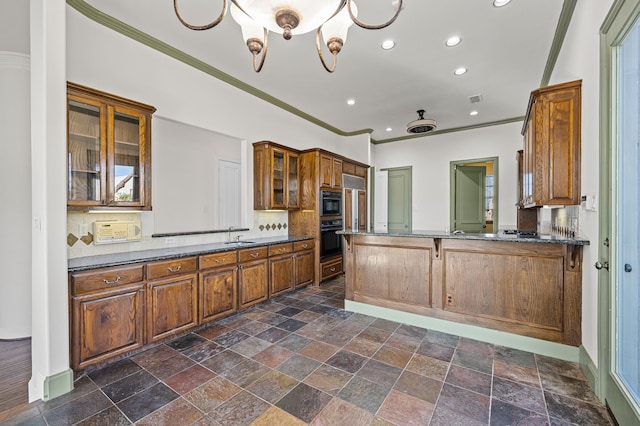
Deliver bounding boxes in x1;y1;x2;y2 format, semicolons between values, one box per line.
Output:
199;251;238;324
269;243;294;297
69;264;145;370
320;153;342;190
522;80;581;207
238;247;269;309
146;257;198;343
67;82;155;210
321;256;343;282
293;240;315;288
253;141;300;210
344;188;367;232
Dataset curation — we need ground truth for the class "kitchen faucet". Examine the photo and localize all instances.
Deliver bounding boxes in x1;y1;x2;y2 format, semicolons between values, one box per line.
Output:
227;226;235;242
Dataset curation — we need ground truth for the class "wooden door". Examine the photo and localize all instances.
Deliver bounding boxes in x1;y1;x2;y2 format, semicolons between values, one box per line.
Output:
454;166;486;233
199;266;237;323
387;167;412;233
72;284;145;369
270;255;294;296
239;259;269;309
147;274;198;342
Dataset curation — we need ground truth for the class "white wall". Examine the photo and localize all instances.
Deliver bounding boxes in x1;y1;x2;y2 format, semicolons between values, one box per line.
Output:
371;122;523;231
550;0;615;367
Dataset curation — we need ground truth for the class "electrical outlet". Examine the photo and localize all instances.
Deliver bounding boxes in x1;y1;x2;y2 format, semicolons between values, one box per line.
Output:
446;293;454;306
165;237;176;244
78;223;89;237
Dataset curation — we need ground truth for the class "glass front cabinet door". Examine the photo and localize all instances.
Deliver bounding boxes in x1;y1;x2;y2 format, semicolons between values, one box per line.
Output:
67;83;155;210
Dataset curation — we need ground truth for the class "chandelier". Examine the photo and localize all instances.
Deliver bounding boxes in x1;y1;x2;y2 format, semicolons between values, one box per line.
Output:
173;0;403;72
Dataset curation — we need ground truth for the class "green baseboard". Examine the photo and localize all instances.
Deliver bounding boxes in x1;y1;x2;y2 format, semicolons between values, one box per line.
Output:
345;300;580;361
43;368;74;401
579;345;601;399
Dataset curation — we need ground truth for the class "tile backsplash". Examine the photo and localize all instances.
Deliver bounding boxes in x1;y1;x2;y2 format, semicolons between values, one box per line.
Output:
67;210;289;259
538;205;581;237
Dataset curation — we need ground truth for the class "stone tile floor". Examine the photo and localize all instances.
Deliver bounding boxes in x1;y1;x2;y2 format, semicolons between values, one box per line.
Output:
3;276;614;425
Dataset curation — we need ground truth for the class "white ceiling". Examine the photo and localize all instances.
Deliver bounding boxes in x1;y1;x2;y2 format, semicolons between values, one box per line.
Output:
81;0;567;143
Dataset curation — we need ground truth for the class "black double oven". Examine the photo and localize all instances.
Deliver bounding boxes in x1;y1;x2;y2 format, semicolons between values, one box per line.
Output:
319;190;343;259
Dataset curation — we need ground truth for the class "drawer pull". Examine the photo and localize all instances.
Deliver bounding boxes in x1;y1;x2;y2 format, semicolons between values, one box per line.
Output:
250;253;260;258
168;265;183;273
215;258;227;264
330;267;336;272
278;248;286;253
103;276;121;285
301;244;308;249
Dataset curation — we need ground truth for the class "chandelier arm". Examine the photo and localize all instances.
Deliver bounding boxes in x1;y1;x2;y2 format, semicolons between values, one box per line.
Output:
347;0;402;30
316;28;337;73
252;28;268;73
174;0;227;30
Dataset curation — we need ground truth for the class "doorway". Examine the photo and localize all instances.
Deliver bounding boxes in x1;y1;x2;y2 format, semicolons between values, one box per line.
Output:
449;157;499;233
385;167;412;233
599;2;640;423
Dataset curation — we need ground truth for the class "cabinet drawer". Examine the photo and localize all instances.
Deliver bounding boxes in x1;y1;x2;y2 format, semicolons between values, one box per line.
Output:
294;240;314;252
269;243;293;256
71;264;145;295
239;247;268;263
200;251;238;270
321;258;343;281
147;257;197;280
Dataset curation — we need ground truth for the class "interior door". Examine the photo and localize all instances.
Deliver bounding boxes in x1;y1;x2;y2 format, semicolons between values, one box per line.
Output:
386;167;412;233
600;2;640;423
454;166;486;233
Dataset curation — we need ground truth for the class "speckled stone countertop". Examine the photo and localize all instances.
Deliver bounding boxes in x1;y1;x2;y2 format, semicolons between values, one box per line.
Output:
68;235;314;272
337;230;590;246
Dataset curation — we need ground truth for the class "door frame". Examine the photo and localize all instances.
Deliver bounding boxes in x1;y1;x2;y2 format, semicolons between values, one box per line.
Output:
598;0;640;423
449;157;499;233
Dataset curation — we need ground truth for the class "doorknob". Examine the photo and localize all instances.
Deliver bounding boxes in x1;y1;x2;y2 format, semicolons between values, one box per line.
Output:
595;261;609;271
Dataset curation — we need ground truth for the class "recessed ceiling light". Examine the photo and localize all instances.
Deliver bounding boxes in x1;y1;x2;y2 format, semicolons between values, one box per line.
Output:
346;99;356;106
493;0;512;7
446;36;461;47
470;110;479;116
454;67;467;75
381;39;396;50
386;127;393;132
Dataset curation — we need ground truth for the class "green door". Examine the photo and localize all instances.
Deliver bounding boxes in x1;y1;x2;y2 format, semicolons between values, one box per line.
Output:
454;166;486;233
387;167;412;233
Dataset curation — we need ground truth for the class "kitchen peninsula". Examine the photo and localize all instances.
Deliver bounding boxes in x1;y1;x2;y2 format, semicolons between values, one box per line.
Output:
339;230;588;347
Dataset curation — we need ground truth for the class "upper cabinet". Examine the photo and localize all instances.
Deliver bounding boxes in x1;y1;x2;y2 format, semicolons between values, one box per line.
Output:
320;153;342;190
521;80;582;208
67;83;156;210
253;141;300;210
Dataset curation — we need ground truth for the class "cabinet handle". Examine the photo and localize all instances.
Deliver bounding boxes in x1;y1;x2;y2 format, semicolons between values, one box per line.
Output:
330;267;336;272
301;244;308;249
215;258;226;264
168;265;182;273
103;276;121;285
250;253;259;258
278;248;286;253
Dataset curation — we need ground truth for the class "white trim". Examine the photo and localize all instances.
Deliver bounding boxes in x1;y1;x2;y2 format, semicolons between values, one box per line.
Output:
345;300;580;362
0;51;30;70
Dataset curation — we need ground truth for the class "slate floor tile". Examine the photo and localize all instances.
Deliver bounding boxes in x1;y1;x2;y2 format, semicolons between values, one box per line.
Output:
276;354;322;380
41;390;113;426
337;376;390;413
326;350;368;374
101;369;158;403
183;375;241;413
276;383;333;423
304;364;353;395
311;397;373;426
245;370;299;403
116;382;179;423
208;390;271;426
377;389;435;425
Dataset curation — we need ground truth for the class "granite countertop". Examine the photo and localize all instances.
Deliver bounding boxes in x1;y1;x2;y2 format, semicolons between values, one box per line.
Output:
337;229;590;246
68;235;314;272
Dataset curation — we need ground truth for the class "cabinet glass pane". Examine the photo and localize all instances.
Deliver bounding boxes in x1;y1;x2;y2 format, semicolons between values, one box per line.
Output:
273;151;285;206
68;101;102;202
114;112;141;203
288;155;298;206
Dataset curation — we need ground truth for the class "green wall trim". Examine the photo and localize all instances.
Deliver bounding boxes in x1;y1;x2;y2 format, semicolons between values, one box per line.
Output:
580;345;600;399
65;0;372;138
540;0;578;87
43;368;74;401
345;300;580;362
372;117;525;145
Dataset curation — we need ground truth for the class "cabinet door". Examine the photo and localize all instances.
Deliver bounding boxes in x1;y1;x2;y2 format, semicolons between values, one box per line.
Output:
320;154;333;188
67;95;106;206
332;158;343;189
294;250;315;288
239;259;269;309
270;255;294;297
147;274;198;342
271;148;287;209
357;189;367;232
287;152;300;208
71;284;145;370
200;266;238;323
109;104;149;208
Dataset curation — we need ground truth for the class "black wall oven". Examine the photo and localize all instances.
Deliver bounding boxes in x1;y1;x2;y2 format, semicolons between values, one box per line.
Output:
320;190;342;217
320;219;343;259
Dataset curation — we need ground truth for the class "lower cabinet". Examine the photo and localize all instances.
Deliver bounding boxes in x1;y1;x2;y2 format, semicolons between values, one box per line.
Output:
321;256;343;282
69;264;145;370
199;251;238;324
146;257;198;343
294;240;315;288
238;247;269;309
269;243;294;297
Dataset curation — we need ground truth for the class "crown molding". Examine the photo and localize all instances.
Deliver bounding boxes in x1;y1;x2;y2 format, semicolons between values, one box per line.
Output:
67;0;572;142
0;51;30;70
